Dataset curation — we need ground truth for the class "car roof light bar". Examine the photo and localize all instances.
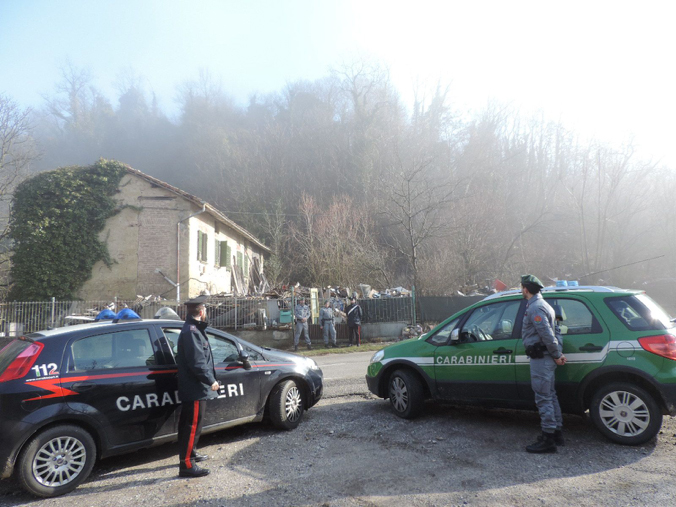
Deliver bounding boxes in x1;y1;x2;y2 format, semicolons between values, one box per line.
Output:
482;285;625;301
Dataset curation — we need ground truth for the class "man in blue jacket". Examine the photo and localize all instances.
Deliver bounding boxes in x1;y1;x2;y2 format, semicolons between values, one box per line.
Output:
176;295;219;478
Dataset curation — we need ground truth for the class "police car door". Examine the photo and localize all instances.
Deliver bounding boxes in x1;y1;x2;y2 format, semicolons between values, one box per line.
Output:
201;331;261;427
64;327;177;448
434;300;521;402
515;296;610;402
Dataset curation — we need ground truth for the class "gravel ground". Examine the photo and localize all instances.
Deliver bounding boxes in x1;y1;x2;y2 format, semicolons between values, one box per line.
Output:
1;352;676;506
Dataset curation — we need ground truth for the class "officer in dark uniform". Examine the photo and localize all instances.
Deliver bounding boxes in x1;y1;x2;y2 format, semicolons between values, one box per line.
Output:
345;297;362;346
520;275;567;453
176;295;219;478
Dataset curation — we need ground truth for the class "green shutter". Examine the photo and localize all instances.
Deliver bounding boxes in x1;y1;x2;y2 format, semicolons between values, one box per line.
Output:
197;231;203;261
244;256;249;277
220;241;229;267
226;243;232;267
202;233;208;262
215;240;220;267
237;252;243;268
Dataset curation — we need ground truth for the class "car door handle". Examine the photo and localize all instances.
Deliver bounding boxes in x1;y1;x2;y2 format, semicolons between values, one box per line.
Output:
493;349;513;355
579;344;603;352
70;382;97;392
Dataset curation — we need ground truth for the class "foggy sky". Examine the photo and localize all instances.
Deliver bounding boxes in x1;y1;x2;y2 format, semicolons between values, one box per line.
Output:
0;0;674;167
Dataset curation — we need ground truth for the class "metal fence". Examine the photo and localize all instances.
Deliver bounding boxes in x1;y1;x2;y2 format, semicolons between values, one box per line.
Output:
417;295;484;323
0;295;417;338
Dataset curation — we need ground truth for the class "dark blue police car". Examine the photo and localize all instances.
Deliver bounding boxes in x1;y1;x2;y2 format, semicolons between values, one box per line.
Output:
0;316;323;497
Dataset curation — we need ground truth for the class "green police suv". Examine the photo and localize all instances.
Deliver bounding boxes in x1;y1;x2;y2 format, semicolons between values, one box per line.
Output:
366;285;676;445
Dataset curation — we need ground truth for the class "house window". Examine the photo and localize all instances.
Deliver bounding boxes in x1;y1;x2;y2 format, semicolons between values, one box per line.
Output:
220;241;231;268
197;231;208;262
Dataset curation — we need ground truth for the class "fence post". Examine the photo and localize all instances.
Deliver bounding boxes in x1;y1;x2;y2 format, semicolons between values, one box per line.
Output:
51;297;56;328
411;285;416;326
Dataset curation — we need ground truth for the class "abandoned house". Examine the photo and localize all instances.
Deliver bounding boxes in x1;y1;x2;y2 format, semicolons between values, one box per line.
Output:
78;167;271;301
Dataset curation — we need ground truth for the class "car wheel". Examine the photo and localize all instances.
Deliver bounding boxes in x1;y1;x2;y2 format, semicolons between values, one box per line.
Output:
269;379;304;430
17;424;96;497
388;369;424;419
590;382;662;445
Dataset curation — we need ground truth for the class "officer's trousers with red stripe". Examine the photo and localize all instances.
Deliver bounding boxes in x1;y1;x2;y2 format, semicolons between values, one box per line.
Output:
178;399;206;469
348;324;361;346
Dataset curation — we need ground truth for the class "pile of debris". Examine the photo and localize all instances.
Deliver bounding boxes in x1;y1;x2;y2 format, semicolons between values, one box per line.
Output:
232;256;271;297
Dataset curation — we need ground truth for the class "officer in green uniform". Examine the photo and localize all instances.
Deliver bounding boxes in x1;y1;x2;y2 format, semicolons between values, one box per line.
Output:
176;295;219;477
520;275;567;453
319;300;337;348
293;297;312;351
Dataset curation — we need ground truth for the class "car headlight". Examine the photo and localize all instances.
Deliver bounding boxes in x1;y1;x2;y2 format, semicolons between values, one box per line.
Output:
370;350;384;364
307;358;320;370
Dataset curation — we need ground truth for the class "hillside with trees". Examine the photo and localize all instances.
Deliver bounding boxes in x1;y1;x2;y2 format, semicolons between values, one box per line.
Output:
3;59;675;300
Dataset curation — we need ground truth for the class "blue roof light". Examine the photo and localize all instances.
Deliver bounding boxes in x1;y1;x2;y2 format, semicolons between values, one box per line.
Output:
95;309;117;321
115;308;141;320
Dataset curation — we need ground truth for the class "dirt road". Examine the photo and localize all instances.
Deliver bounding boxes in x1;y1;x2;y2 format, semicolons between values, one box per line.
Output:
1;350;675;506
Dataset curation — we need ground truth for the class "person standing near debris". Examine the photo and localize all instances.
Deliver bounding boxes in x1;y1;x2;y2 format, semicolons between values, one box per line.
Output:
520;274;567;453
346;296;362;346
294;297;312;351
176;295;219;478
319;300;337;348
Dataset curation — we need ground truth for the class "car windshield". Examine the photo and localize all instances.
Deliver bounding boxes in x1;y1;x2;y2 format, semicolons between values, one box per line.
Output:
605;294;675;331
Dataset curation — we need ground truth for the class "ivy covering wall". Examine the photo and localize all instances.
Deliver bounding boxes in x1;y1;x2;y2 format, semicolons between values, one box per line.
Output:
8;160;128;300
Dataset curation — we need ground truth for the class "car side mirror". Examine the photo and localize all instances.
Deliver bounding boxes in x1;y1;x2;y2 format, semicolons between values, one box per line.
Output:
450;328;460;343
239;350;252;370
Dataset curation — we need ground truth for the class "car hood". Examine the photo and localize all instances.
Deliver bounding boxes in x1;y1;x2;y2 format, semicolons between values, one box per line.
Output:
262;348;311;365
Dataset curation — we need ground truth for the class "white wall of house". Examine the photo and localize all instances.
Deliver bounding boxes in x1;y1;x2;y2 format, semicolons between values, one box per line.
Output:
186;215;264;298
78;171;267;302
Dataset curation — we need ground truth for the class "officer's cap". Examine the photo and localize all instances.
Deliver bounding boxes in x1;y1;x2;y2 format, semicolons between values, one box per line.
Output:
520;274;544;289
185;294;208;306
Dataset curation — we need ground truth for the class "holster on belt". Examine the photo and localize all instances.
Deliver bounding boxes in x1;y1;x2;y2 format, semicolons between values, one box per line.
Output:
525;343;546;359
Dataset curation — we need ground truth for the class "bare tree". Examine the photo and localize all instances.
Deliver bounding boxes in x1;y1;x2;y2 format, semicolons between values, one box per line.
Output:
260;200;293;287
378;147;459;294
289;194;390;288
0;95;38;298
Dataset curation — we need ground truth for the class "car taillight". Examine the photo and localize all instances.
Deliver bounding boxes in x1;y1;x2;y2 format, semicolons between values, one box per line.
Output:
0;342;44;382
638;335;676;361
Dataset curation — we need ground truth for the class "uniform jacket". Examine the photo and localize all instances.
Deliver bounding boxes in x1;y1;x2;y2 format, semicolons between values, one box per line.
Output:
176;316;218;402
521;294;563;358
346;302;362;327
319;307;335;327
294;303;311;322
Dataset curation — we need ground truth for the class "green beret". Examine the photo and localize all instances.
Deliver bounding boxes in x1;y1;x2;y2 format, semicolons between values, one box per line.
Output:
520;274;544;289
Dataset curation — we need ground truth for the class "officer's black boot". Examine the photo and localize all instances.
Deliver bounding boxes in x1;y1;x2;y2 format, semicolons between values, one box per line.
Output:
193;451;208;462
553;429;565;446
526;431;557;453
179;464;210;478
